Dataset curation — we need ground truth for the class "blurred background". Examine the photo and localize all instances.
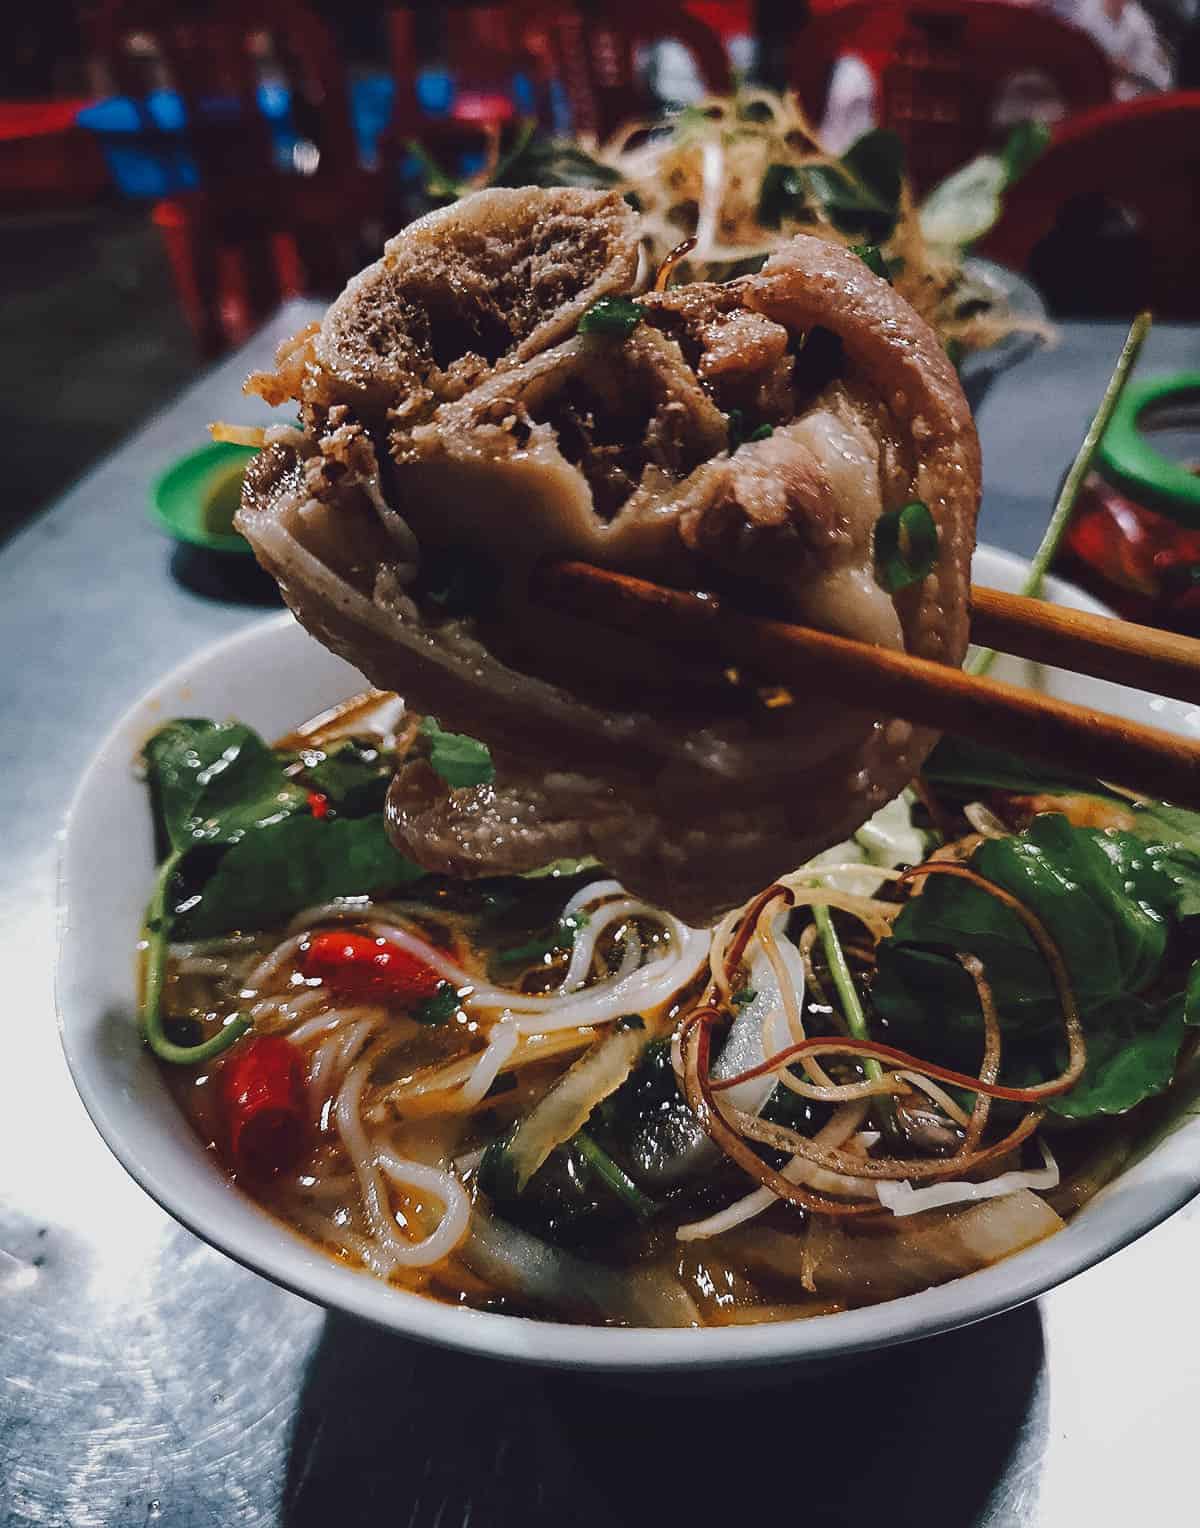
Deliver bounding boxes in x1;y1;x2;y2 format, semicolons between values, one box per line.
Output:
3;0;1198;541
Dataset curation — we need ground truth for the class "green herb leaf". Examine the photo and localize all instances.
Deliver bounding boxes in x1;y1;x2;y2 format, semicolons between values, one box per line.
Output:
874;814;1178;1045
144;719;308;854
174;815;424;938
577;296;644;339
875;500;938;592
731;987;758;1008
850;242;891;282
727;410;774;451
420;717;495;788
413;982;461;1026
1124;802;1200;917
293;737;392;816
1047;994;1188;1119
573;1130;660;1221
520;856;602;880
797;129;905;240
486;125;621;190
842;129;905;212
757;162;807;228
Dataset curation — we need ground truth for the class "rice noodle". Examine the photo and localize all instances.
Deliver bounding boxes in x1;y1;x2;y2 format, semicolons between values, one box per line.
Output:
560;897;652;993
288;1004;379;1046
373;1027;599;1117
614;925;643;980
332;1050;471;1268
307;1034;344;1119
362;882;709;1032
170;955;235;978
334;1051;415;1264
240;934;310;997
459;1019;520;1106
251;987;329;1031
375;1149;472;1266
562;879;624;918
285;897;375;934
876;1140;1059;1217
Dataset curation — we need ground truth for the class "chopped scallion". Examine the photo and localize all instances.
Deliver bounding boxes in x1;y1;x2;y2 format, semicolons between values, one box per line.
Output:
874;500;938;592
850;243;891;282
578;296;643;339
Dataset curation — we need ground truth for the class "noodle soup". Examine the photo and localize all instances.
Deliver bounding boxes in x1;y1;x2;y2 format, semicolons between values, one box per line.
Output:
138;695;1200;1327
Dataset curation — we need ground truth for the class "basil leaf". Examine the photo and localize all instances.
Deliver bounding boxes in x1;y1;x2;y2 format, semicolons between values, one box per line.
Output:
420;717;495;788
875;500;938;592
577;297;644;339
143;719;308;853
1048;994;1188;1119
1126;803;1200;917
175;815;424;937
874;814;1178;1045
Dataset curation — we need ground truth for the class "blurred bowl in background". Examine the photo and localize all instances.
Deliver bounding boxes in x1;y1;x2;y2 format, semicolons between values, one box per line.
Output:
958;257;1050;415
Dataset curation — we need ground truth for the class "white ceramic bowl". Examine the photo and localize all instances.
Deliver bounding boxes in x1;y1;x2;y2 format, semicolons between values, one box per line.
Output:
57;546;1200;1371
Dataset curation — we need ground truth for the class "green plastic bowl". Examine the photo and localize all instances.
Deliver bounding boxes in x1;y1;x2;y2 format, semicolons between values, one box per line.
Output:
151;441;258;556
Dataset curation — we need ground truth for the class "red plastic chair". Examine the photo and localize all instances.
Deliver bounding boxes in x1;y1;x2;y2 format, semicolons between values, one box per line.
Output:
519;0;734;139
91;0;388;354
790;0;1113;190
983;93;1200;320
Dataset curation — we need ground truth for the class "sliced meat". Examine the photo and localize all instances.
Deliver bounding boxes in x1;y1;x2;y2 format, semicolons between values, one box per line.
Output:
236;202;980;924
247;187;640;428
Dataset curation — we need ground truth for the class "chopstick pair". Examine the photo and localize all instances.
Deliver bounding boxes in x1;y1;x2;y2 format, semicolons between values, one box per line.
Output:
537;561;1200;810
535;315;1196;808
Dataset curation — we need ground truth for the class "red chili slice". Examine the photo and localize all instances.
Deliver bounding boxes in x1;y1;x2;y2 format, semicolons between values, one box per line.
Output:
220;1035;307;1177
301;930;444;1003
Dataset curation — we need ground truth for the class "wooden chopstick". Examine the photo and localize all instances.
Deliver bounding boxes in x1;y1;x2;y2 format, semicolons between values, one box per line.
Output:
970;586;1200;706
540;560;1200;809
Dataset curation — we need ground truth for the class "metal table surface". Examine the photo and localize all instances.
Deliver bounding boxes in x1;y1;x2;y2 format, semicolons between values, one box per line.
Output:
4;306;1200;1528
